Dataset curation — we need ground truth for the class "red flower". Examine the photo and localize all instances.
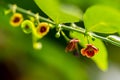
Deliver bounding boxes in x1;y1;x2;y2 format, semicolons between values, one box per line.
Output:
81;44;99;58
65;39;79;52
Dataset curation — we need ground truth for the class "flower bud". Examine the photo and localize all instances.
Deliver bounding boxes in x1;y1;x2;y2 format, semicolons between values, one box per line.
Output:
55;32;60;38
49;23;55;29
33;42;42;50
4;9;11;15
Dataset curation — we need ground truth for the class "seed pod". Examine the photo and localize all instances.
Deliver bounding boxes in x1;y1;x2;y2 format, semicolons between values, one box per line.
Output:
21;20;34;34
107;35;120;43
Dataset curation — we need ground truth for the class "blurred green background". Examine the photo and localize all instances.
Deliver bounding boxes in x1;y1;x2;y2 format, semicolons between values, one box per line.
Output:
0;0;120;80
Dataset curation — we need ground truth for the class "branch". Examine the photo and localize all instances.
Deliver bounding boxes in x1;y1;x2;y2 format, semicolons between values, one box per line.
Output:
8;4;120;47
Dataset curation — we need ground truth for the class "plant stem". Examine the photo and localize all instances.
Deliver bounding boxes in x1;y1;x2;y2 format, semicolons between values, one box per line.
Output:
61;24;85;34
91;32;120;47
61;31;70;41
8;4;120;47
8;4;55;24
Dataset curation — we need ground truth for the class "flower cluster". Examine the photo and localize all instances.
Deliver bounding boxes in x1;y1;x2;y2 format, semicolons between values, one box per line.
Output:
10;13;50;37
65;39;99;58
6;5;51;49
6;4;99;58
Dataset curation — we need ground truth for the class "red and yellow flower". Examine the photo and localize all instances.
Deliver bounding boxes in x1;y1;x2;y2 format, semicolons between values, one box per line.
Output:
36;22;50;38
10;13;23;27
81;44;99;58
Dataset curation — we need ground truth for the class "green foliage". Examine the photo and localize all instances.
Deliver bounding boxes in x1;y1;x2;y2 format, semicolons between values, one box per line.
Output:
34;0;82;24
61;0;120;11
1;0;120;78
84;5;120;34
0;6;88;80
70;31;108;71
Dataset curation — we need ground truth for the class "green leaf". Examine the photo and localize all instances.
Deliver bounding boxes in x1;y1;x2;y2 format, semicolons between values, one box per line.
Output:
70;31;108;71
34;0;82;23
84;5;120;34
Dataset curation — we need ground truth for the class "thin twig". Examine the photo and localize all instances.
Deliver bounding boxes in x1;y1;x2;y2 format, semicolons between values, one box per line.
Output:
7;4;120;47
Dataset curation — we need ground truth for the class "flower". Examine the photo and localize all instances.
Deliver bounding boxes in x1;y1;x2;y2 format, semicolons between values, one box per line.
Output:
36;22;50;38
21;20;34;34
81;44;99;58
10;13;23;27
65;39;79;52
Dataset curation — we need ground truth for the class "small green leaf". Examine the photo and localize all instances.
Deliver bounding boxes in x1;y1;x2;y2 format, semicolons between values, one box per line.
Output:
70;31;108;71
34;0;82;23
84;5;120;34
